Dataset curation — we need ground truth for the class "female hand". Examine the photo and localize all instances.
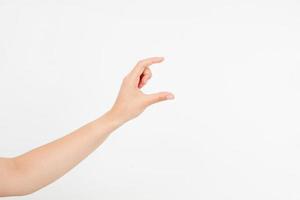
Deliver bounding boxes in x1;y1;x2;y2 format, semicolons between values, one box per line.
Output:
109;57;175;124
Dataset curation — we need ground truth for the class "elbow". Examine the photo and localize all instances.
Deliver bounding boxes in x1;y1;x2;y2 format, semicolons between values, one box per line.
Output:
14;185;40;196
0;158;39;197
0;188;36;197
0;177;39;197
0;176;39;197
15;188;39;197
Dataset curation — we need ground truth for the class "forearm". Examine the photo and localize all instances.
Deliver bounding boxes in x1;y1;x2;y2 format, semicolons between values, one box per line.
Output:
5;111;123;196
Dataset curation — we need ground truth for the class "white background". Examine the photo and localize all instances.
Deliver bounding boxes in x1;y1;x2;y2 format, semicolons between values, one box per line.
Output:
1;0;300;199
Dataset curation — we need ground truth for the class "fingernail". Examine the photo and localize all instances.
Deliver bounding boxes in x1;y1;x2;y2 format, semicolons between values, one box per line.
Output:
166;94;175;100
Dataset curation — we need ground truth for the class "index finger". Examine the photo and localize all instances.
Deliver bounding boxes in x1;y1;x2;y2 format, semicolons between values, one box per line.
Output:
130;57;164;77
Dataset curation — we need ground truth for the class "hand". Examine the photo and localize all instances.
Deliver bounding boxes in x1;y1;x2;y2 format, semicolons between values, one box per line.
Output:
108;57;175;124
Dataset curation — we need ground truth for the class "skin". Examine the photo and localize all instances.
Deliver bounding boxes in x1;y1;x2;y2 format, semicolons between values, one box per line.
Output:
0;57;174;197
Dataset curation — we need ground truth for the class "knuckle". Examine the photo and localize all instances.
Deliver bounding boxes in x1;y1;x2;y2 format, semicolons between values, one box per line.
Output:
137;59;152;67
137;60;144;66
159;95;165;101
155;95;164;102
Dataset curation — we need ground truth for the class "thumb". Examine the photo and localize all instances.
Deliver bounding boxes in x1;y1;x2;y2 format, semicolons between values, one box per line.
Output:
144;92;175;106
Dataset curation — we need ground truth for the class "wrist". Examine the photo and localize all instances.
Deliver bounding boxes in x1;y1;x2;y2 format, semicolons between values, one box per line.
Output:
102;109;127;128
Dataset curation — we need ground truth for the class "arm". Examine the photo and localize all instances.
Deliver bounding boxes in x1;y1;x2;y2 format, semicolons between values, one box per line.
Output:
0;57;174;197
